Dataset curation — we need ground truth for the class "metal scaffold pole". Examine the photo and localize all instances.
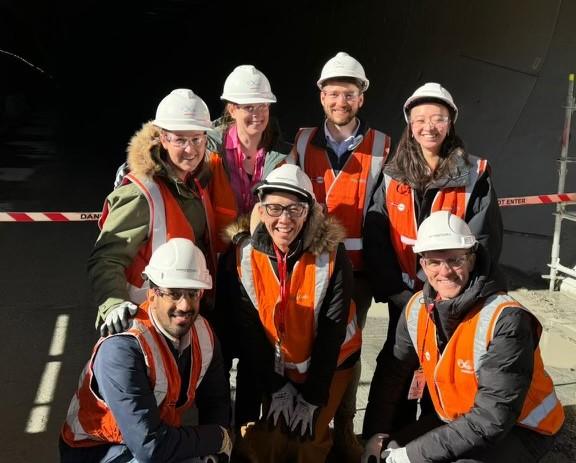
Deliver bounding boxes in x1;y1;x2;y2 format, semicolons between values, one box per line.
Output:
548;73;576;291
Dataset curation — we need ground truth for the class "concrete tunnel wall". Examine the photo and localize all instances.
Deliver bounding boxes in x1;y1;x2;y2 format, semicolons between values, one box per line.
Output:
353;0;576;279
3;0;576;280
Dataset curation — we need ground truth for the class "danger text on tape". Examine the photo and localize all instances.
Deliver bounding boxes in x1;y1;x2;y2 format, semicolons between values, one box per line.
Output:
0;212;101;222
497;193;576;207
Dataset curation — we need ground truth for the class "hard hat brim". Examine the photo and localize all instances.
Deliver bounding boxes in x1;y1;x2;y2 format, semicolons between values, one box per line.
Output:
220;95;277;104
254;183;314;204
145;274;213;290
153;121;213;132
412;239;477;254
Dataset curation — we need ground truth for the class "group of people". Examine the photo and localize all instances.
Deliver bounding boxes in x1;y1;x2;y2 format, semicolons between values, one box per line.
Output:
58;51;565;463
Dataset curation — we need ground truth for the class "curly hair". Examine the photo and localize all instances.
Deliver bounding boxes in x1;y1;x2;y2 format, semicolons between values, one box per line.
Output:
385;121;469;191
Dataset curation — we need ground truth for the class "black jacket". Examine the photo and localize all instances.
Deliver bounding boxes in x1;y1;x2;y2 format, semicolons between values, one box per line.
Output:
365;247;544;462
221;204;358;407
363;153;503;303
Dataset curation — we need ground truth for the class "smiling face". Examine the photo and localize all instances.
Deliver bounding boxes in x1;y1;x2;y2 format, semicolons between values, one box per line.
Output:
409;103;451;157
320;81;364;127
420;249;475;300
160;130;207;180
228;103;270;138
149;287;204;338
258;191;308;253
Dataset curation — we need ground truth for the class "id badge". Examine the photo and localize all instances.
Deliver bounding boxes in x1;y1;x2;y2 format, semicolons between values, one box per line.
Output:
407;368;425;400
274;340;285;376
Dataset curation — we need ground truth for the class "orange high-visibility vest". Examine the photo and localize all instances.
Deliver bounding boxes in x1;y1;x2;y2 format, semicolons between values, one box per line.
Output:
61;304;214;447
294;127;390;271
405;292;564;435
98;173;197;304
207;152;239;254
384;155;488;290
237;241;362;383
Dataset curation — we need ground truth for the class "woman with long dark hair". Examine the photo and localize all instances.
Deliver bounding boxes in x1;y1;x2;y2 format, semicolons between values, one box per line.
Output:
362;82;503;436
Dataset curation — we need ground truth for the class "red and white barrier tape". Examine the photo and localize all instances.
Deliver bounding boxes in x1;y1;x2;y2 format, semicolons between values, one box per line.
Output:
497;193;576;207
0;212;101;222
1;193;575;221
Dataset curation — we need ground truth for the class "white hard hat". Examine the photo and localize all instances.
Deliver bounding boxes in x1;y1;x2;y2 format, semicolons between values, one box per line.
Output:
403;82;458;122
254;164;315;204
317;52;369;91
143;238;212;289
153;89;212;132
221;65;277;104
412;211;477;254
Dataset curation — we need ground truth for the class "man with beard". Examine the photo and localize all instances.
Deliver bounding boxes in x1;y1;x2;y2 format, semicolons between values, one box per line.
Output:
289;51;391;460
60;239;232;463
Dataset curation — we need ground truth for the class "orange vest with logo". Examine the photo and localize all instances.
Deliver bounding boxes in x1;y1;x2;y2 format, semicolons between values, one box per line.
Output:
384;155;488;290
207;153;238;253
294;127;390;271
237;241;362;383
405;292;564;435
98;174;197;304
61;303;215;447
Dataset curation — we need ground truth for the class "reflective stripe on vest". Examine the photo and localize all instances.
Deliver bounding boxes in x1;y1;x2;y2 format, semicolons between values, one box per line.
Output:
62;310;214;446
123;174;196;304
295;127;389;269
520;391;561;428
238;240;359;374
405;292;564;434
472;293;519;373
125;174;168;303
384;155;487;289
127;173;167;256
296;128;315;167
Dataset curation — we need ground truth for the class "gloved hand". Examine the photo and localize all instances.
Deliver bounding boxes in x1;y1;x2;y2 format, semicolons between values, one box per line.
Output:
266;382;297;426
361;433;390;463
218;426;232;459
289;394;319;439
382;447;410;463
113;162;130;189
99;301;138;337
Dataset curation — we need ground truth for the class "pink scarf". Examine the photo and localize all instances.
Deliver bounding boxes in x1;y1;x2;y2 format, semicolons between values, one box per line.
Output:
224;124;266;214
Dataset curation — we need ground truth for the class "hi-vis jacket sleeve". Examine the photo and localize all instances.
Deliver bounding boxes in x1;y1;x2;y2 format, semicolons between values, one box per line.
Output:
92;335;228;463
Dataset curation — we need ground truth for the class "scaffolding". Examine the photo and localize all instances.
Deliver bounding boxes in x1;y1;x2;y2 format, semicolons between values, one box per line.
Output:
547;73;576;290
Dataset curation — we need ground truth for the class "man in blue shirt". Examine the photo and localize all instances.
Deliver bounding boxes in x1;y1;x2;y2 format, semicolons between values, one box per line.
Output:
60;238;232;463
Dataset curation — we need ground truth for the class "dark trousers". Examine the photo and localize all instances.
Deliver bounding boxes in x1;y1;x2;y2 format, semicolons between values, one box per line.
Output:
363;299;423;437
390;413;557;463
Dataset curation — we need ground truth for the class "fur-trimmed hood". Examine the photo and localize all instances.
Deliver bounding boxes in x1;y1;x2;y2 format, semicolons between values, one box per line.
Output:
224;202;346;256
126;121;212;186
126;121;165;177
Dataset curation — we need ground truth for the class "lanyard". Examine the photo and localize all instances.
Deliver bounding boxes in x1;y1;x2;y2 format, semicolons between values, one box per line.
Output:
273;244;289;339
419;302;435;361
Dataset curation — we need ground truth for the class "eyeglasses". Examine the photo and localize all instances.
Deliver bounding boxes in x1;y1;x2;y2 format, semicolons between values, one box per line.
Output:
322;91;360;102
421;255;469;271
262;202;308;218
153;287;203;302
410;115;450;129
235;104;270;114
164;133;206;149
